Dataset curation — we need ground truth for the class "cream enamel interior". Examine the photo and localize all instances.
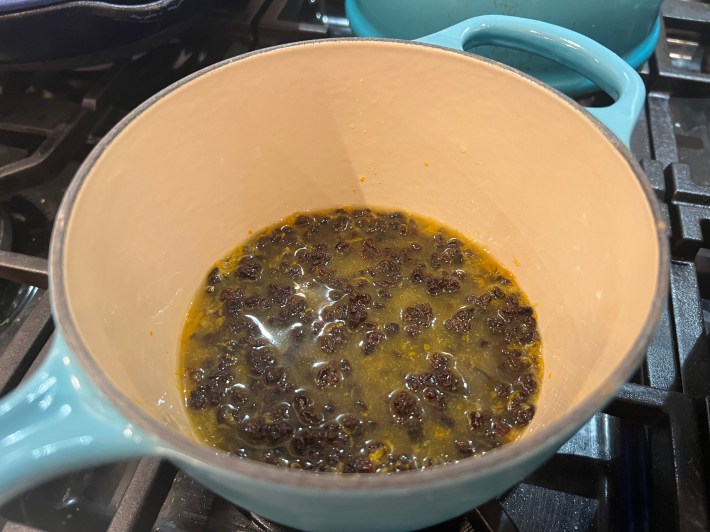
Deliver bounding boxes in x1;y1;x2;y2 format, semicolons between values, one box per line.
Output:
62;41;660;448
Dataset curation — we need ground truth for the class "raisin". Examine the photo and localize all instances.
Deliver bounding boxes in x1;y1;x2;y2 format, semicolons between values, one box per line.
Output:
220;287;244;317
512;403;535;426
402;303;433;328
487;317;505;335
494;381;512;397
231;388;248;404
430;352;450;371
319;323;347;353
316;362;341;388
393;391;418;417
332;215;351;232
520;373;538;394
435;239;464;266
410;263;427;283
300;408;324;426
305;446;323;464
207;267;221;284
247;348;277;375
254;234;273;249
293;392;313;411
426;276;460;295
502;349;530;373
434;369;458;391
236;256;263;280
349;457;374;473
454;440;475;457
374;259;402;286
273;225;298;247
404;325;422;338
267;404;290;420
345;304;368;330
277;296;306;323
466;292;492;309
487;418;511;439
340;415;361;433
384;322;400;336
452;269;467;280
264;366;286;385
307;246;332;267
469;410;490;432
329;289;345;301
361;331;385;355
422;387;446;410
361;238;381;259
264;421;294;443
405;374;422;391
444;308;475;335
325;450;342;466
187;368;205;384
291;435;308;455
350;291;372;306
187;386;207;410
295;215;313;226
340;359;352;373
335;240;351;254
267;284;294;306
491;286;505;299
290;326;306;342
244;295;261;308
239;419;265;441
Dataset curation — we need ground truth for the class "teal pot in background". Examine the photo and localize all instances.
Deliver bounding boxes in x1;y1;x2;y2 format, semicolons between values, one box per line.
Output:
346;0;663;96
0;16;668;532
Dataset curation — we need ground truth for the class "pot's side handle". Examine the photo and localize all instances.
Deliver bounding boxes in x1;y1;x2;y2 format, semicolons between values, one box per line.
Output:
417;15;645;146
0;335;159;504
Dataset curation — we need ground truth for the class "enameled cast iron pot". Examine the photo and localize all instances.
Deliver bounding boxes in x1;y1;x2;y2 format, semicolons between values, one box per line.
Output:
0;0;205;69
346;0;663;96
0;16;668;532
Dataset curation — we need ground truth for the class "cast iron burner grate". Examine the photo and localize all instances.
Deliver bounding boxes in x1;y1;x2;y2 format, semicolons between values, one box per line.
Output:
0;1;709;531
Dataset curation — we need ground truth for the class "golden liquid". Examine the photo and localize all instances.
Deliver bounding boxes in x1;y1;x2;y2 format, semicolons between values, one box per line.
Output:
180;207;542;472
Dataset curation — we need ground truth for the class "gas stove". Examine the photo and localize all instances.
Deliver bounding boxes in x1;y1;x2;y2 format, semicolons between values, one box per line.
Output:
0;1;709;531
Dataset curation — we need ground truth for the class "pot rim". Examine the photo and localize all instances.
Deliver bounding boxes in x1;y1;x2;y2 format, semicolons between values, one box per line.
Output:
49;37;670;490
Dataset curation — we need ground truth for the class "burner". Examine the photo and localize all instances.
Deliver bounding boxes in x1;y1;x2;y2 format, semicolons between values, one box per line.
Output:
0;0;205;71
0;196;49;350
0;203;10;251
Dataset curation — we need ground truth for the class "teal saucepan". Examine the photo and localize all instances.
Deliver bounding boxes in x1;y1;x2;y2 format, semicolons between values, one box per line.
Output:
0;16;668;532
346;0;663;96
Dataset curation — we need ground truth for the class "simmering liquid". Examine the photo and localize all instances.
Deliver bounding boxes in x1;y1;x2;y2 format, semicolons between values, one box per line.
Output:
180;207;542;472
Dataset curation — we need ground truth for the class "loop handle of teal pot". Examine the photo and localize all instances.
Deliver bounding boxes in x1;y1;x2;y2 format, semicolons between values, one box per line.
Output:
0;334;159;504
416;15;645;146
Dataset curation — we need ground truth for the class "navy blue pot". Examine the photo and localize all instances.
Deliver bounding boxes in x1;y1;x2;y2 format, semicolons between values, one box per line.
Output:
0;0;204;69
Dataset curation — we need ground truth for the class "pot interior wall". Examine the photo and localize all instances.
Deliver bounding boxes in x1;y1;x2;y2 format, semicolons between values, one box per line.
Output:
61;41;660;446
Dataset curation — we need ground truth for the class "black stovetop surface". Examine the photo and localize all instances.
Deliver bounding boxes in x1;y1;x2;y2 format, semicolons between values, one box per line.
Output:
0;1;709;531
